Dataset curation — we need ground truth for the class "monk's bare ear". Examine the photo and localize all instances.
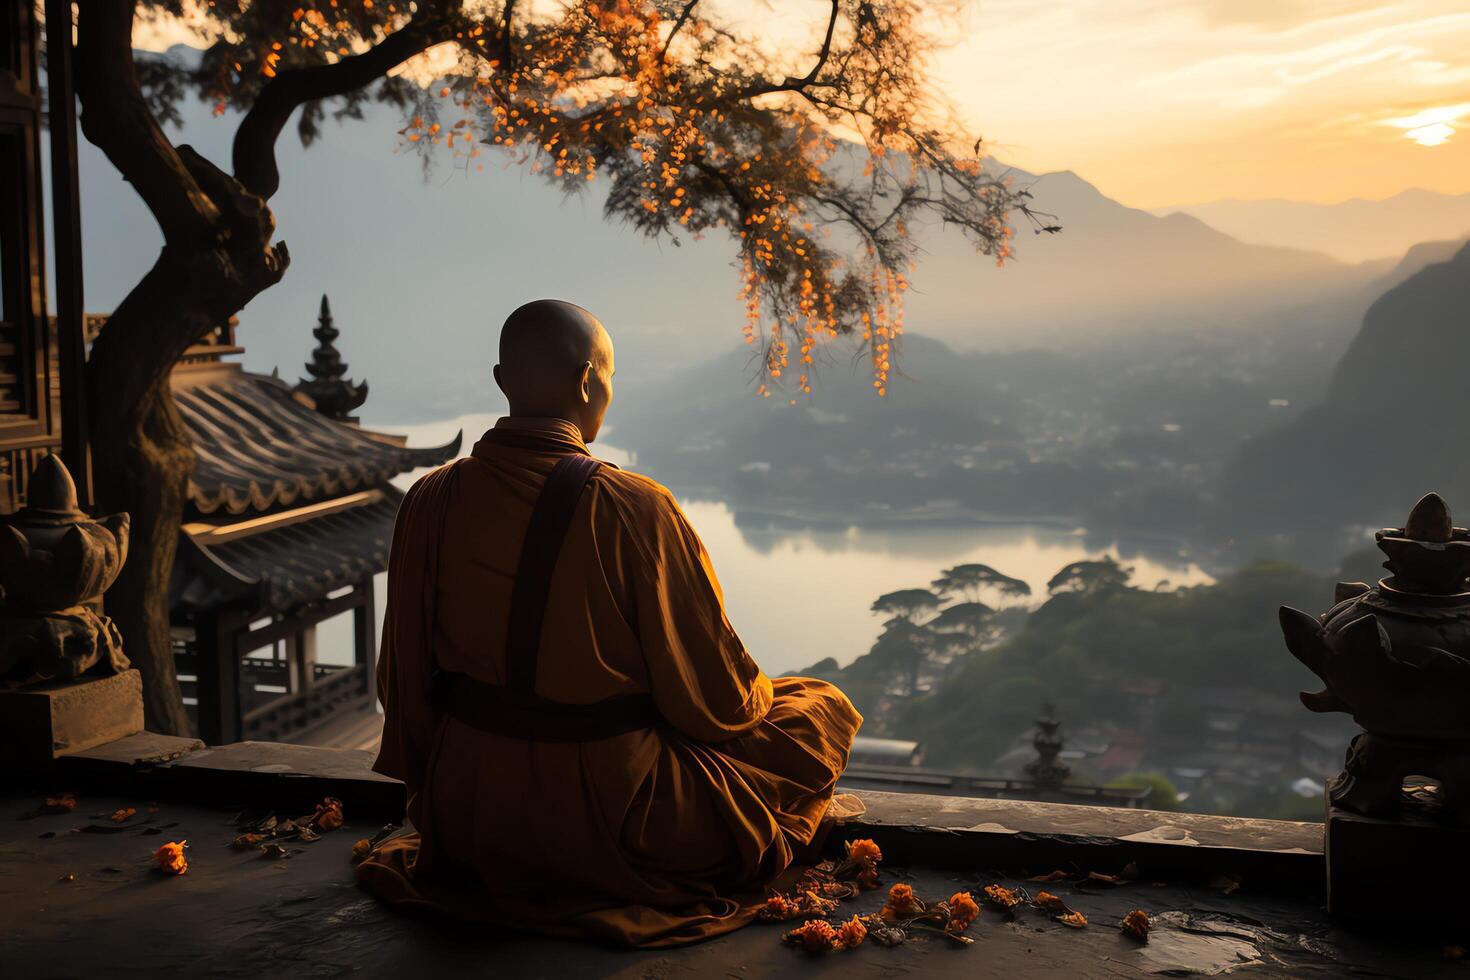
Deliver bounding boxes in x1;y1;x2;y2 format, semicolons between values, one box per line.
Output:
492;364;504;395
579;361;593;404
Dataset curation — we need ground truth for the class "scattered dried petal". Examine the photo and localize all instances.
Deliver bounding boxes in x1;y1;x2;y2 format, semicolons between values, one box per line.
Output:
154;840;188;875
312;798;344;832
231;833;264;852
42;793;77;814
983;884;1023;910
784;919;837;953
110;808;136;823
1059;910;1088;929
352;838;372;862
1121;909;1149;942
260;842;290;860
1029;869;1070;883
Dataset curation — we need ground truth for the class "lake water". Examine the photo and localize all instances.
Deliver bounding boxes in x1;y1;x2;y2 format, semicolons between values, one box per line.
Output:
319;413;1214;676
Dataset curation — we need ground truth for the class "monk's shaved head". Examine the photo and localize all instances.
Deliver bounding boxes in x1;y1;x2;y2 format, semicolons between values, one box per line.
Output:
494;300;616;443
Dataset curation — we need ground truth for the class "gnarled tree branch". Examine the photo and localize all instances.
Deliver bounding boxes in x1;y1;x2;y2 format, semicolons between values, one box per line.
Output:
233;1;463;198
74;3;218;245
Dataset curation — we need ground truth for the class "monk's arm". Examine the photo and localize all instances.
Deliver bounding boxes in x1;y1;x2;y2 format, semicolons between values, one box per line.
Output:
631;489;773;743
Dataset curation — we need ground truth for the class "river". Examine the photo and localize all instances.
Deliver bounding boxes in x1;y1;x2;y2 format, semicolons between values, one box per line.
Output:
316;413;1213;676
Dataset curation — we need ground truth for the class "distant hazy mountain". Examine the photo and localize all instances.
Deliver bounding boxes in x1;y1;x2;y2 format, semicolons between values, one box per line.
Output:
73;75;1392;422
1159;190;1470;265
1221;240;1470;537
906;168;1360;348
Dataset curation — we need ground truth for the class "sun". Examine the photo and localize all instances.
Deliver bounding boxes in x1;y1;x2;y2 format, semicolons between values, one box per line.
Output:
1405;122;1455;147
1383;103;1470;148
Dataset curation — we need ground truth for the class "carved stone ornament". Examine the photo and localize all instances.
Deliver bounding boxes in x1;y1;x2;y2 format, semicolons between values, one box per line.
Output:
0;455;130;687
1280;492;1470;823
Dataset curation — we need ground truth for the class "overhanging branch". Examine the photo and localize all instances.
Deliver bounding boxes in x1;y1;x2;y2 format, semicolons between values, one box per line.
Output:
233;3;462;198
74;3;218;245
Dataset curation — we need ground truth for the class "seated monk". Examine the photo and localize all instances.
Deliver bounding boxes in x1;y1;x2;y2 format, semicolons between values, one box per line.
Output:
358;299;863;947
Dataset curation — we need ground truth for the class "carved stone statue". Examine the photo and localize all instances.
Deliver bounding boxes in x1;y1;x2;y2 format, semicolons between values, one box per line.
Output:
1280;492;1470;823
0;454;130;687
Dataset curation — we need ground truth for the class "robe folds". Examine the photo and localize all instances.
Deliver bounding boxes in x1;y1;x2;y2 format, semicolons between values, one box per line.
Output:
359;417;862;947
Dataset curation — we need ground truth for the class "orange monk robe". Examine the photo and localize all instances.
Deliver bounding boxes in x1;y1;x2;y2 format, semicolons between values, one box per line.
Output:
359;417;862;947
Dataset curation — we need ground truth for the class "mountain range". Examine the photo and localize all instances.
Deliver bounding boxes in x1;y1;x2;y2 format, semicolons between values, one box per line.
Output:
74;69;1462;428
1158;189;1470;265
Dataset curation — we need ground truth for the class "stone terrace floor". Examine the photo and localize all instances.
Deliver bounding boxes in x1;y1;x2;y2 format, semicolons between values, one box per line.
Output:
4;789;1463;978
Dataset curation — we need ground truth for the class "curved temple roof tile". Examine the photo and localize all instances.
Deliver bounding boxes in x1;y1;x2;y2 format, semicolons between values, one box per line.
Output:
174;371;460;516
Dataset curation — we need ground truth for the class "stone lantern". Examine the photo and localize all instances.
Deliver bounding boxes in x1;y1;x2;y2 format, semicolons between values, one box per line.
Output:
0;455;141;765
1279;491;1470;927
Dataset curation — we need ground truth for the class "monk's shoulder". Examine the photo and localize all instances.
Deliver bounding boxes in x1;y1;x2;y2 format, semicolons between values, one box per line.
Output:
590;467;690;549
592;465;681;517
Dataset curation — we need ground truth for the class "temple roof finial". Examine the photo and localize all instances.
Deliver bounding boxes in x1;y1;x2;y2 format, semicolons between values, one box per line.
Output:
294;293;368;422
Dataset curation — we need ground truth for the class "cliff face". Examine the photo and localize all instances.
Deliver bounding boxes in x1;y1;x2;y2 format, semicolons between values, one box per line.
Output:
1220;241;1470;534
1324;241;1470;416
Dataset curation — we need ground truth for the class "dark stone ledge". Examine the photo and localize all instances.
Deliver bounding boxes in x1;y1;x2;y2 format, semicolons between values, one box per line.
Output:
842;790;1323;893
44;735;1324;893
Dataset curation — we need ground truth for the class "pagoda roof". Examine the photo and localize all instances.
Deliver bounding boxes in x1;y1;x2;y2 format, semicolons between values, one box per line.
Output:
173;368;460;516
174;488;400;614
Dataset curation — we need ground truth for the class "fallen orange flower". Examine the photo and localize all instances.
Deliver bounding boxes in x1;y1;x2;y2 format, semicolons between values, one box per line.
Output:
947;891;980;933
1035;891;1067;913
880;882;923;921
787;919;837;953
845;838;882;864
1059;910;1088;929
312;798;344;832
836;915;867;949
352;839;373;862
1121;909;1149;941
761;894;801;921
982;883;1022;910
154;840;188;875
110;808;136;823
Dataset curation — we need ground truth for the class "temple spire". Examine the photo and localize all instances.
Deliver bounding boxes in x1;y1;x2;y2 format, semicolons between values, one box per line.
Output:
294;294;368;422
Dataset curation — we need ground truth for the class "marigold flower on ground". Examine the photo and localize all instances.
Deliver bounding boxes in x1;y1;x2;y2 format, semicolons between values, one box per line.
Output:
312;798;344;832
845;838;882;864
1059;910;1088;929
231;832;263;852
1121;909;1149;941
947;891;980;933
983;884;1022;910
110;807;136;823
836;915;867;949
880;882;923;921
154;840;188;875
352;838;373;862
761;894;801;921
1035;890;1067;913
787;919;837;953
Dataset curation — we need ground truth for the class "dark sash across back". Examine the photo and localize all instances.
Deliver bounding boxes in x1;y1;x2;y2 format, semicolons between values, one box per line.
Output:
431;453;660;741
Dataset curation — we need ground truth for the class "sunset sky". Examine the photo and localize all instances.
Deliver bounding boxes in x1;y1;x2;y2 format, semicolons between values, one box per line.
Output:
937;0;1470;207
136;0;1470;210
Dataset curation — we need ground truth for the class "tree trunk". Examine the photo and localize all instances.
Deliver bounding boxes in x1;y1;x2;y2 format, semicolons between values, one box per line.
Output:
88;253;218;734
71;2;437;735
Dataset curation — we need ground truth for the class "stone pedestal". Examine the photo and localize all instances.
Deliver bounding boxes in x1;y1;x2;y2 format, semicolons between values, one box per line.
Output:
0;669;144;769
1326;778;1470;934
